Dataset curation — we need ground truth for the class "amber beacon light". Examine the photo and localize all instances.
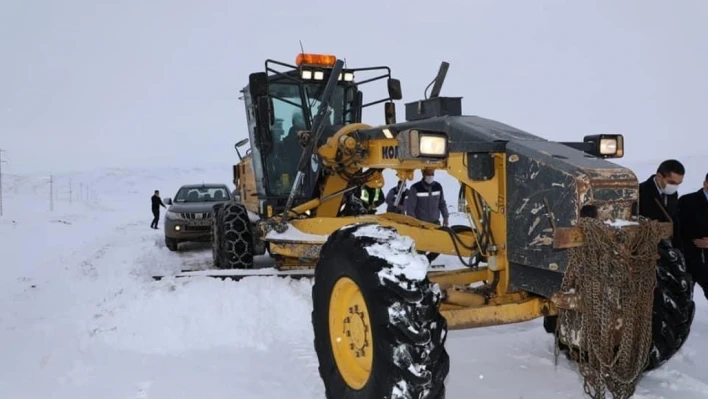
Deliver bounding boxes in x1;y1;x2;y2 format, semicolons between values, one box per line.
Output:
296;53;337;67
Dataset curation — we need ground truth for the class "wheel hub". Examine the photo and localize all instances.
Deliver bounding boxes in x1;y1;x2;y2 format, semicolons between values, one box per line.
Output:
329;277;374;390
344;305;369;357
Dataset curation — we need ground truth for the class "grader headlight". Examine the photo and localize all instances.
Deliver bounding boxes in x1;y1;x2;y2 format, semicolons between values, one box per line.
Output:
599;138;618;155
419;135;447;156
395;128;449;159
408;129;448;158
583;134;624;159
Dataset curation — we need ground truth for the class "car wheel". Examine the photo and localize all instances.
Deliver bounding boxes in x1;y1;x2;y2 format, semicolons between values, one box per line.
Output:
165;237;179;251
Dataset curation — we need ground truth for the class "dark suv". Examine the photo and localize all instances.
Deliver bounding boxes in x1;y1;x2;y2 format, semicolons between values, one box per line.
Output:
163;183;232;251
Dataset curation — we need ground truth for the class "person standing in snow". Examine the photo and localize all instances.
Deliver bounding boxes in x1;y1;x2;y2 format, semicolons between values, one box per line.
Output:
405;169;450;263
677;172;708;300
405;168;449;226
385;180;409;214
632;159;685;249
151;190;166;229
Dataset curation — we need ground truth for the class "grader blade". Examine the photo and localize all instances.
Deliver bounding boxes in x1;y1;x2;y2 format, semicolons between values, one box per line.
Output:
152;268;315;281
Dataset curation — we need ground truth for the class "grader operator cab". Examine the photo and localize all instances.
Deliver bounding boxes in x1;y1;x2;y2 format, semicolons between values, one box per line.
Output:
202;53;695;399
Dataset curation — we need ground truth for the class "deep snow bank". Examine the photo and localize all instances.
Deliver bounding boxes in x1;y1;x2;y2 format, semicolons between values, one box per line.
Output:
93;276;314;355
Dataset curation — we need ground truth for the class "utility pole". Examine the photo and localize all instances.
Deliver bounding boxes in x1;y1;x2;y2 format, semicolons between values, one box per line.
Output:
50;175;54;211
0;149;6;216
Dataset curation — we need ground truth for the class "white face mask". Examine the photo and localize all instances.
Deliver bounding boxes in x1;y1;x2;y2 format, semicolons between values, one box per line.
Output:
663;183;679;195
424;176;434;184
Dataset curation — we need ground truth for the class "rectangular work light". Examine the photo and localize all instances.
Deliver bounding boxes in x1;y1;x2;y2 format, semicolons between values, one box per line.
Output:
396;128;449;159
583;134;624;158
419;134;447;156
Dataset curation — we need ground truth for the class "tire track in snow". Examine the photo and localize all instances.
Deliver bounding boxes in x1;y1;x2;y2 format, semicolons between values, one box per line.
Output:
72;219;147;280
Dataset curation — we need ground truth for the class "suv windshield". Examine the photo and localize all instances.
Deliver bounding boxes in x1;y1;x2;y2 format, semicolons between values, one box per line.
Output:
174;186;230;203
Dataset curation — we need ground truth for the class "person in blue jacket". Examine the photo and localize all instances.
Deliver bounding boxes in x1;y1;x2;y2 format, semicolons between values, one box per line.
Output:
405;168;449;226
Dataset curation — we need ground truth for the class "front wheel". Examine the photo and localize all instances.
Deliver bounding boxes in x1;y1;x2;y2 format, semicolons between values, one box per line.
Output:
544;238;696;371
312;223;449;399
213;202;254;269
165;237;178;251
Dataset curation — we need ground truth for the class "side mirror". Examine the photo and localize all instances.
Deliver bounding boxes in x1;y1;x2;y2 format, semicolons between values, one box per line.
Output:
387;78;402;100
384;101;397;125
234;138;249;160
164;198;172;205
249;72;269;98
255;96;273;154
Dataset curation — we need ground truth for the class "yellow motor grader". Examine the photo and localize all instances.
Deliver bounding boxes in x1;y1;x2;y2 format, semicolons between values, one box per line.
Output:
197;53;694;398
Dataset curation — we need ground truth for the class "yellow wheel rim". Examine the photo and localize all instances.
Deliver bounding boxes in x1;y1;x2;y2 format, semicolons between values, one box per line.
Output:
329;276;374;390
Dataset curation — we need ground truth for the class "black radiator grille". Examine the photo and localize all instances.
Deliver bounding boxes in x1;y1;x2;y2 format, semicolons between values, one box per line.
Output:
180;212;212;220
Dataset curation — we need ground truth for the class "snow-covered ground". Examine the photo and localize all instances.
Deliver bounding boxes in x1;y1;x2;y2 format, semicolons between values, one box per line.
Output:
1;157;707;399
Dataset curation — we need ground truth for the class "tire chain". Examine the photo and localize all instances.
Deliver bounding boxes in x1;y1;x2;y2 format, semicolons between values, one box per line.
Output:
218;202;253;269
555;217;665;399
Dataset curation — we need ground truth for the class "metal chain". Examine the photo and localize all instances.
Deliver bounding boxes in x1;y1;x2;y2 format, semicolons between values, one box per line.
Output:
555;217;664;399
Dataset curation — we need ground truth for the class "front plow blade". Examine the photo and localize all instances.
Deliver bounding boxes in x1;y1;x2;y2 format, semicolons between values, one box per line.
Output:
152;268;315;281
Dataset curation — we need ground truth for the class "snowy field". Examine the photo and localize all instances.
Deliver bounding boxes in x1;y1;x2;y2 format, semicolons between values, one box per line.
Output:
1;157;707;399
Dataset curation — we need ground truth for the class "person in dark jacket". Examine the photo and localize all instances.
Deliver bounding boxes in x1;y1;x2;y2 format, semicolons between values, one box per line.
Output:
385;180;409;214
678;172;708;299
151;190;166;229
406;169;450;263
631;159;685;248
406;168;450;226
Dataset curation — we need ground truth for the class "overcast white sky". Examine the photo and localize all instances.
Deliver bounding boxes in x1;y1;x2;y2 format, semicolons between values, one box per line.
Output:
1;0;706;175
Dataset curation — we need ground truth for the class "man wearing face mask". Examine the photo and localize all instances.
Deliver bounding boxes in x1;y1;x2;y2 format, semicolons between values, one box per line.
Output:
677;172;708;299
632;159;685;249
406;168;449;227
406;168;450;263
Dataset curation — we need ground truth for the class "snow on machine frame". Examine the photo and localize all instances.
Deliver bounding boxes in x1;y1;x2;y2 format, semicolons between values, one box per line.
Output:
161;53;696;399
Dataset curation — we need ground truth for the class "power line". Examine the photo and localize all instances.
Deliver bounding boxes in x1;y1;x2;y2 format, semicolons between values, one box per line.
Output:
49;174;54;211
0;149;5;216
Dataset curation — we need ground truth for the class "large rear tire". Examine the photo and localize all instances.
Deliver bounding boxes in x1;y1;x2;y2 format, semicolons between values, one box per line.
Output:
544;238;695;370
312;223;449;399
213;202;254;269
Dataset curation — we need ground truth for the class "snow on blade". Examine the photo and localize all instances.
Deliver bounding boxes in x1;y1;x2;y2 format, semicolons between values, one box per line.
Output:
247;210;260;222
265;223;328;243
